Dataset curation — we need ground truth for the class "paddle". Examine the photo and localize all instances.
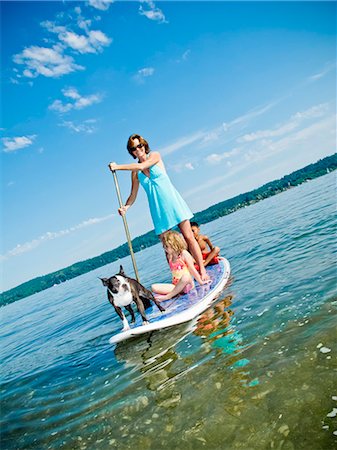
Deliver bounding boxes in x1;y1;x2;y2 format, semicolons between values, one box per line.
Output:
111;170;140;283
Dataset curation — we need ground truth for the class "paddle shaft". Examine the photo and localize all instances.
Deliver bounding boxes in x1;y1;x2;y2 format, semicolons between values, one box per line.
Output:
111;170;140;283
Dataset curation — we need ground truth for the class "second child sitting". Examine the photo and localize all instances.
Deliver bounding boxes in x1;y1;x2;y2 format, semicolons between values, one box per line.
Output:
152;230;211;301
190;221;220;267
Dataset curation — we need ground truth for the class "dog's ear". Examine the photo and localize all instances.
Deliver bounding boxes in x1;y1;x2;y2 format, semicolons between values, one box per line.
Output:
99;277;109;286
119;265;125;275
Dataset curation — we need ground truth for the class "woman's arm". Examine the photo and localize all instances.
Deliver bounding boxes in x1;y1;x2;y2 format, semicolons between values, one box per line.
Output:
109;152;161;172
118;172;139;216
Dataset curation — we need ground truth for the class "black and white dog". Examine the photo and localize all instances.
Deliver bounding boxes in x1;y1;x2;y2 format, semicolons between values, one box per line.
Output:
100;265;165;331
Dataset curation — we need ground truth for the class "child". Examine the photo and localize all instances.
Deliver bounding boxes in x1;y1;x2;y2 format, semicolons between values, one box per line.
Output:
190;221;220;267
152;230;210;301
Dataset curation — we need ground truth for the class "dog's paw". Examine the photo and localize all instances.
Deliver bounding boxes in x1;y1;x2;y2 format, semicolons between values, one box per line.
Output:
142;321;149;326
122;325;130;332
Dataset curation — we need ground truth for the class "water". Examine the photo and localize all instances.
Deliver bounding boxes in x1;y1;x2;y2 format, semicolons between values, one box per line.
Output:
1;173;336;450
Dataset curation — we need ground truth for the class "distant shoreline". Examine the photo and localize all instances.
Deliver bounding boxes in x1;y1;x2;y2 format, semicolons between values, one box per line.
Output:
1;153;336;306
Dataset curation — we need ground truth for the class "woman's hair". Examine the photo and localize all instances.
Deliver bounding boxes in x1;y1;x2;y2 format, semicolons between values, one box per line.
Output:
161;231;187;255
127;134;151;159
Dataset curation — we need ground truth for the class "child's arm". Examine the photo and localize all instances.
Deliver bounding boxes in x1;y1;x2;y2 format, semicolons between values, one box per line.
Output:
182;250;207;285
203;235;215;251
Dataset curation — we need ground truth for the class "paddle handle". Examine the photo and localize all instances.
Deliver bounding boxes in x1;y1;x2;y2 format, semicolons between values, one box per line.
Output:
112;170;140;283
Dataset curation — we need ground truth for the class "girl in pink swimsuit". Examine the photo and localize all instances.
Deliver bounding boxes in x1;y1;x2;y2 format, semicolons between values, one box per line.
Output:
152;231;211;301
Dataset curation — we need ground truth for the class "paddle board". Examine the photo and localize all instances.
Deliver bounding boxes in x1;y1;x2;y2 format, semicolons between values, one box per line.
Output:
109;257;230;344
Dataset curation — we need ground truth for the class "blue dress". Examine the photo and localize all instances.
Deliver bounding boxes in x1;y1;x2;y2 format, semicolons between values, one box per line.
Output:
138;163;193;235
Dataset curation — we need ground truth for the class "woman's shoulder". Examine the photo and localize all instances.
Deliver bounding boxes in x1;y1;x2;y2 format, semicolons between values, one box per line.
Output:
149;151;161;161
149;151;166;172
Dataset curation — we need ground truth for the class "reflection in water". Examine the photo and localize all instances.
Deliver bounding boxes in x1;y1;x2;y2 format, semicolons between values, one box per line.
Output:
195;292;255;389
113;286;254;413
114;321;194;409
195;294;234;338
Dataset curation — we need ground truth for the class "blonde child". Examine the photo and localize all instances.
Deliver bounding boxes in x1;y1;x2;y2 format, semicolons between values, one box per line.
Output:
152;231;211;301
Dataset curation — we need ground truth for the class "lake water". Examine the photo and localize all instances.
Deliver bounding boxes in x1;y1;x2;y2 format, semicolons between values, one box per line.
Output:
1;172;336;450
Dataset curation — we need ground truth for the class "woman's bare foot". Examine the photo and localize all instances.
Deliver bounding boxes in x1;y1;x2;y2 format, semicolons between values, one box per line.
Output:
200;267;210;282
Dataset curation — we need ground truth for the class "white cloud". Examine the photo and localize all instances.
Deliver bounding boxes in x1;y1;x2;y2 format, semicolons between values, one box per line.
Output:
60;119;98;134
292;103;328;120
240;115;336;167
49;87;102;113
239;122;298;143
196;101;279;148
13;10;111;79
309;71;327;82
63;87;81;100
261;115;336;158
2;135;36;153
139;0;167;23
1;214;115;261
159;131;206;156
205;148;240;164
307;63;335;83
183;114;335;201
43;21;112;54
134;67;155;83
49;100;73;114
10;77;20;85
60;31;93;53
87;30;111;50
226;102;279;129
182;50;190;61
61;29;111;54
139;67;155;77
157;102;278;160
238;103;329;143
41;20;66;35
185;162;194;170
176;49;191;63
87;0;114;11
201;130;222;143
13;45;84;78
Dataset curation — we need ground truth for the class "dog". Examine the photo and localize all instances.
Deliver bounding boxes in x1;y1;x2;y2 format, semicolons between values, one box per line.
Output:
100;265;165;331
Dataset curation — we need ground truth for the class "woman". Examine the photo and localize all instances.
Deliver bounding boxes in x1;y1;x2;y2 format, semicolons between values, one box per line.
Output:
108;133;209;281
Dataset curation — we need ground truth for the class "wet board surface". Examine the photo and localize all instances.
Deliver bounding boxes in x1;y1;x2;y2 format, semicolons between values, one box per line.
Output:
109;257;231;344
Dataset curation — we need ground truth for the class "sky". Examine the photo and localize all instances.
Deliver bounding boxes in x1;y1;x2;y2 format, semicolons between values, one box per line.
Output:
1;0;336;291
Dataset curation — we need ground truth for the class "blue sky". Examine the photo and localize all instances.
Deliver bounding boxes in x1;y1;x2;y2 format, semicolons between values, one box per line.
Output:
1;1;336;291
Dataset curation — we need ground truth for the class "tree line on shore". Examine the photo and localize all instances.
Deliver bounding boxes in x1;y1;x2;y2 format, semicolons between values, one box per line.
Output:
1;153;336;306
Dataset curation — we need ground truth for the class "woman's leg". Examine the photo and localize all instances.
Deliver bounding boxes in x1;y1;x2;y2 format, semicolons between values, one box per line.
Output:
179;220;210;281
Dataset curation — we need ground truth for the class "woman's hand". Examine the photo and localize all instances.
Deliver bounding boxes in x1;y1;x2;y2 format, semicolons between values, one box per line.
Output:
109;162;119;172
118;205;130;216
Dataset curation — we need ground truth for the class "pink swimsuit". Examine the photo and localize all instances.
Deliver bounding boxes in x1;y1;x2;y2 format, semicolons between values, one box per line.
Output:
169;256;194;294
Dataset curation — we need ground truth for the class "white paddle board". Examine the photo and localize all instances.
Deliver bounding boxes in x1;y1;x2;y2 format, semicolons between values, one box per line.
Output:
109;257;230;344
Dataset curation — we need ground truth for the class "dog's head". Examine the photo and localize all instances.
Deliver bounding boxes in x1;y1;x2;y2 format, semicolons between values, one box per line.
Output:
99;266;128;294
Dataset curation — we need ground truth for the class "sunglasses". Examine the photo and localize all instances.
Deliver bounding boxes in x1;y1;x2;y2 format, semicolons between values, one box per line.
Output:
130;143;144;152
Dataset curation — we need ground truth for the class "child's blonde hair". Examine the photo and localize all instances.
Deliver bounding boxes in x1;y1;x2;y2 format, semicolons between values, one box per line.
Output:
161;230;187;255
